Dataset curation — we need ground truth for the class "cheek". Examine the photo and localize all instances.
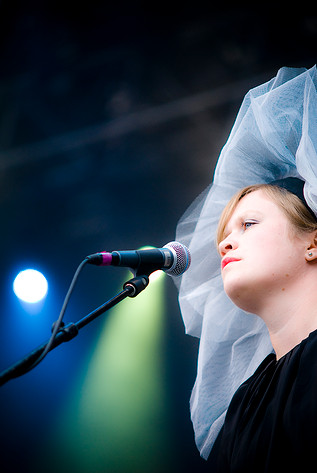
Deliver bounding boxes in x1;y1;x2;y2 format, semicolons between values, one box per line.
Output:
222;252;281;300
248;230;290;267
248;240;305;288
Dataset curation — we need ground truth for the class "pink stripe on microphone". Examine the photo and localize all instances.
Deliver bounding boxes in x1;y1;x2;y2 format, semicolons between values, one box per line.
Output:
100;252;112;266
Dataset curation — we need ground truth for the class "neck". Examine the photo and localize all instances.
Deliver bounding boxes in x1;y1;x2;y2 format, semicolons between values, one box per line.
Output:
266;309;317;360
255;275;317;360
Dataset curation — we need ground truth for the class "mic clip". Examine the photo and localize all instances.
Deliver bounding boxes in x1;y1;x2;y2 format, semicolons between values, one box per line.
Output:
123;275;149;297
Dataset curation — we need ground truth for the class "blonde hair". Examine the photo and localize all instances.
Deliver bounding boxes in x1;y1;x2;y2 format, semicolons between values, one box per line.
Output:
217;184;317;246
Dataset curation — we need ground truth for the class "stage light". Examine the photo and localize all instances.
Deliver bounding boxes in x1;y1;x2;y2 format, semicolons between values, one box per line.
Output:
46;271;171;473
13;269;48;303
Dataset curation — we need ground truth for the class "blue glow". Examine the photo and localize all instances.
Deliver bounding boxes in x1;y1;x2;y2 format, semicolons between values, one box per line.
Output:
13;269;48;303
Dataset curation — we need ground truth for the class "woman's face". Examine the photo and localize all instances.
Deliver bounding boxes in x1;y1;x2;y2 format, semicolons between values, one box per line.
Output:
218;190;309;314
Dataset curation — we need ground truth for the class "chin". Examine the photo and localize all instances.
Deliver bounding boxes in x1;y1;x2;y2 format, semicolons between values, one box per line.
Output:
224;281;260;313
230;297;258;314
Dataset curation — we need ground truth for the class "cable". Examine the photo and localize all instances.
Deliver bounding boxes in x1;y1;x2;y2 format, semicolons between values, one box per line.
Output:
22;257;90;374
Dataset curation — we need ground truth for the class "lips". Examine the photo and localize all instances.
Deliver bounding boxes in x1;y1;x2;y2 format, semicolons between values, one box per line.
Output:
221;257;241;270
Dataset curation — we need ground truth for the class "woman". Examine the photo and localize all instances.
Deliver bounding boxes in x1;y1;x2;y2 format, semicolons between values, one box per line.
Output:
209;181;317;470
174;66;317;469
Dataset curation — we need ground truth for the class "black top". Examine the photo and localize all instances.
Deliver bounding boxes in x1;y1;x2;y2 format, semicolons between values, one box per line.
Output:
207;329;317;472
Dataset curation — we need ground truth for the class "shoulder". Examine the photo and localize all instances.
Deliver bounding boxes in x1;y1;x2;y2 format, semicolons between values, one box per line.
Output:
208;330;317;469
302;327;317;355
229;353;276;404
288;329;317;398
227;329;317;422
283;328;317;385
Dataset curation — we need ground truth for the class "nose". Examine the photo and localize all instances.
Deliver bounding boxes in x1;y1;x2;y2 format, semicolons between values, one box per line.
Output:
218;235;238;257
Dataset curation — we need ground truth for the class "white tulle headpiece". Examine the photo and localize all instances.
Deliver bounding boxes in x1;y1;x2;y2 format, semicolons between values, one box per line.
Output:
174;66;317;459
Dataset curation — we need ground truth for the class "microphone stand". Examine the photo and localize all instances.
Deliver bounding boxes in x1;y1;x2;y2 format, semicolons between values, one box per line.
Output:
0;275;149;387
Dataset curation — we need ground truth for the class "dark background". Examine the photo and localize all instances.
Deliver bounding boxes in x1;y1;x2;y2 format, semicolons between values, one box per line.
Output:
0;3;316;472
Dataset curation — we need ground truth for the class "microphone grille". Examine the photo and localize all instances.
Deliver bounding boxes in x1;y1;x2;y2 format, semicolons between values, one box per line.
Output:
164;241;191;276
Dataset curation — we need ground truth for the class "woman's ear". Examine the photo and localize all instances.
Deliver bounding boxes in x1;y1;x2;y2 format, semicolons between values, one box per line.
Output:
305;231;317;261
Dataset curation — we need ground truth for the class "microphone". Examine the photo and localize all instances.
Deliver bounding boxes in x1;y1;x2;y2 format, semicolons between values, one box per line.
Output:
86;241;191;276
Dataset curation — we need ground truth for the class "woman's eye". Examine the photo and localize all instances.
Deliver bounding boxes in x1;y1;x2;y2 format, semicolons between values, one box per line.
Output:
242;221;257;230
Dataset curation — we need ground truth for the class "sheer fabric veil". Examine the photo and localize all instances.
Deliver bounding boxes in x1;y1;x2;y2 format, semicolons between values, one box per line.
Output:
174;65;317;459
